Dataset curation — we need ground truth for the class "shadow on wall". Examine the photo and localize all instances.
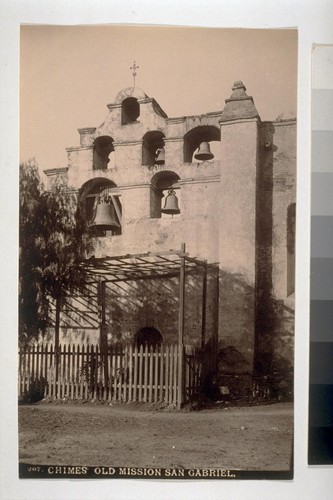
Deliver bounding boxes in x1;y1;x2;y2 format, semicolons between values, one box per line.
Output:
217;268;294;398
103;268;218;348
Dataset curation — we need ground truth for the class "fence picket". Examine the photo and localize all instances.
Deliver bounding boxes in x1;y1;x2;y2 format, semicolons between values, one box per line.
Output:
47;344;52;398
169;345;174;405
49;344;53;398
143;345;148;402
133;345;138;403
56;344;59;399
148;345;153;403
61;343;66;399
84;344;88;399
62;344;66;399
26;345;31;393
102;347;107;402
107;345;113;403
159;345;164;402
39;343;43;383
55;344;59;399
113;345;118;402
138;345;143;402
35;344;40;385
69;344;73;399
128;344;133;402
93;345;98;400
117;344;122;402
165;346;169;404
66;344;71;398
173;345;178;405
154;345;159;403
123;345;128;403
73;344;78;400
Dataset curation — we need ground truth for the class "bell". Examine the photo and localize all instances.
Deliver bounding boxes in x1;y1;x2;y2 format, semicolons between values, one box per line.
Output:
91;202;120;230
155;148;165;165
161;189;180;215
194;141;214;161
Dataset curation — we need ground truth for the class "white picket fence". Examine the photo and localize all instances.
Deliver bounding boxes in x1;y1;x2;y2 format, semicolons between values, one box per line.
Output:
18;343;188;405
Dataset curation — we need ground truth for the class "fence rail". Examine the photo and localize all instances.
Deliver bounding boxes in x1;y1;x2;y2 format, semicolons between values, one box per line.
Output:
18;343;190;405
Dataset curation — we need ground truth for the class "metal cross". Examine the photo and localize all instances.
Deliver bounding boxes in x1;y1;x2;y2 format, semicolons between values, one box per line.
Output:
130;61;139;87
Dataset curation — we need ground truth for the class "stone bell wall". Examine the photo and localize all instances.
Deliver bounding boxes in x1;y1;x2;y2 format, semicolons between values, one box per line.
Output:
43;82;296;396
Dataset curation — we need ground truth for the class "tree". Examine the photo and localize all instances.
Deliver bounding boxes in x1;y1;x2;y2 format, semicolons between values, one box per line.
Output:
19;160;91;345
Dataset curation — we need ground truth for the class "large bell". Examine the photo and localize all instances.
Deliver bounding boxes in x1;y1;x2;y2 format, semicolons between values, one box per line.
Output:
91;202;120;230
194;141;214;161
161;189;180;215
155;148;165;165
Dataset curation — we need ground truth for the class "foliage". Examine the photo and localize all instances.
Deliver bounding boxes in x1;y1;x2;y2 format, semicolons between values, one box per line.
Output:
19;160;91;344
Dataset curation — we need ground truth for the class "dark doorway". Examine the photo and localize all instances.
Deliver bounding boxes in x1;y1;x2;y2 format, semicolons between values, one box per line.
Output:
135;327;163;348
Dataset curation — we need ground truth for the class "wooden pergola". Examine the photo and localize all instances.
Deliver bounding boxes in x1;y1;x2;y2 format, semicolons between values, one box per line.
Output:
79;243;220;407
81;244;219;343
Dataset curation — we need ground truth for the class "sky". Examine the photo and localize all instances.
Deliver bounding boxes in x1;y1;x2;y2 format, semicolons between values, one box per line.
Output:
20;25;297;173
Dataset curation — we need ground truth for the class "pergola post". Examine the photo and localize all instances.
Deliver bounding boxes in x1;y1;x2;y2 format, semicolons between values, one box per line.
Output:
98;279;109;383
201;260;208;349
98;279;107;349
178;243;186;409
214;267;220;369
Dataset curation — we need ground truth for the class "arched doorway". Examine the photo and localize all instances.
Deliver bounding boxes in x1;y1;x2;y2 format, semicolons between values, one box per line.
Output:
135;327;163;348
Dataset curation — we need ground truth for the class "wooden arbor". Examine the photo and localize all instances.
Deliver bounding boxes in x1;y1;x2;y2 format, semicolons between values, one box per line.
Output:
80;243;219;408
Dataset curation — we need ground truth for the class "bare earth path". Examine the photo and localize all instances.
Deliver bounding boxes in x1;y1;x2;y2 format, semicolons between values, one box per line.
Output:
19;402;293;471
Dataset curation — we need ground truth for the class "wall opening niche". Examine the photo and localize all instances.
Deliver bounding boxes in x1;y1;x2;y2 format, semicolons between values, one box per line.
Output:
80;178;122;237
122;97;140;125
183;125;220;163
142;131;165;166
135;327;163;348
150;171;180;219
93;136;114;170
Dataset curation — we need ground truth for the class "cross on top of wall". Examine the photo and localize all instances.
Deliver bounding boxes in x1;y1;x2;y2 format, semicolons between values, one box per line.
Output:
130;61;139;87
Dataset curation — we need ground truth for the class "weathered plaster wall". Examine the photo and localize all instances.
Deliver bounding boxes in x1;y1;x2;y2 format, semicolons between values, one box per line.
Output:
216;118;259;376
253;119;296;377
271;120;297;300
219;119;259;284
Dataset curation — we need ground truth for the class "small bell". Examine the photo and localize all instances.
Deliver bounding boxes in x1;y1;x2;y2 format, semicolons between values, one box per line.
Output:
194;141;214;161
155;148;165;165
161;189;180;215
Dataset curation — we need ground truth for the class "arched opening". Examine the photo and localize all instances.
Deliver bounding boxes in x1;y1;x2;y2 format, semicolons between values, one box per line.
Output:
183;125;220;163
142;131;165;166
150;171;180;218
80;178;122;237
135;327;163;348
93;136;114;170
122;97;140;125
287;203;296;296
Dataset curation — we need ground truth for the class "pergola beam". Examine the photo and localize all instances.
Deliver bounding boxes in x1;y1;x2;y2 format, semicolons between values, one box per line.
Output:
81;248;219;285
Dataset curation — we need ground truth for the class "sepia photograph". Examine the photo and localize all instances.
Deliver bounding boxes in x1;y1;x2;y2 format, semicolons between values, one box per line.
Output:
18;25;297;480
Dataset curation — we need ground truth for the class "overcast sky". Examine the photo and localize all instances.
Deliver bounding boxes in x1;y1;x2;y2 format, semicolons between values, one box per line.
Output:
20;25;297;173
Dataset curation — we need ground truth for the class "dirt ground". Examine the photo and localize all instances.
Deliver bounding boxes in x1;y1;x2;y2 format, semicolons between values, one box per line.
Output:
19;401;293;471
